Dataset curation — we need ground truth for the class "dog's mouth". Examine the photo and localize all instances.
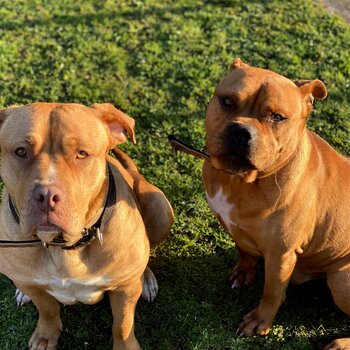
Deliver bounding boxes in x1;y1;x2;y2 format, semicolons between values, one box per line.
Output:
51;234;68;245
168;135;259;183
34;224;69;245
168;135;257;175
210;152;256;174
210;153;260;183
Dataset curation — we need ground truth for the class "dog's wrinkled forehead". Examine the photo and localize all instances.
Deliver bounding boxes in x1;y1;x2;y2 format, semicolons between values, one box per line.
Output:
216;67;297;99
214;67;304;117
0;103;109;153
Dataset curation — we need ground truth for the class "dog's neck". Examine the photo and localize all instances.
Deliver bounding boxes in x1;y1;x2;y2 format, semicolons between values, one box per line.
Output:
78;161;118;247
84;163;115;231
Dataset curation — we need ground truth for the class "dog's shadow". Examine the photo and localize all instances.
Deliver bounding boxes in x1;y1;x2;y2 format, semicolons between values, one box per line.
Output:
0;250;348;350
137;253;349;350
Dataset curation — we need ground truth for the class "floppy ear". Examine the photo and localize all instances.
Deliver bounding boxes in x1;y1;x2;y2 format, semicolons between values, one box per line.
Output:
230;57;249;71
294;79;327;106
91;103;136;147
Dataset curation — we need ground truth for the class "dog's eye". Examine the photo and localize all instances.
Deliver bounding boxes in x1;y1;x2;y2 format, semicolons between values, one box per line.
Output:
268;113;287;123
221;97;234;108
15;147;27;158
77;150;88;159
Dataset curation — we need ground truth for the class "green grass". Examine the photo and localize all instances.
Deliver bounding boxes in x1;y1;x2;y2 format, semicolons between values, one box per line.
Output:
0;0;350;349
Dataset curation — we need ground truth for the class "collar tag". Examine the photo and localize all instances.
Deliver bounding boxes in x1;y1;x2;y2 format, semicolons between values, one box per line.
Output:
96;227;103;246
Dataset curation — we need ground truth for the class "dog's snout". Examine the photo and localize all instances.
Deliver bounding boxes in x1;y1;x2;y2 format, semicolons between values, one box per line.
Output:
33;185;62;211
225;124;251;151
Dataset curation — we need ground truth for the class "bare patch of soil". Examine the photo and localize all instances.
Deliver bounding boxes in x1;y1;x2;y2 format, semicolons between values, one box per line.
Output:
317;0;350;23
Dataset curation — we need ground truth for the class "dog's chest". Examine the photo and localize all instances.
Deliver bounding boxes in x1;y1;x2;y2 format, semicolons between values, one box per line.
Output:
33;274;112;305
205;187;239;232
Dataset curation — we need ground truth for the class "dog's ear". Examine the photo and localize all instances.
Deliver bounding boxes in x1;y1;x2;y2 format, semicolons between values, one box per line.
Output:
0;105;21;128
230;57;249;71
294;79;327;105
0;109;8;127
91;103;136;147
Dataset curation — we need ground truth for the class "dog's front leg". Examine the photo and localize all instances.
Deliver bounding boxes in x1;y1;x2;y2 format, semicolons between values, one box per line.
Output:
14;282;62;350
109;280;143;350
237;250;297;336
230;247;259;289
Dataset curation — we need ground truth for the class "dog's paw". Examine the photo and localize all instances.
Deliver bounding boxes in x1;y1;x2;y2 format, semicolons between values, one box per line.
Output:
237;307;272;337
230;263;257;289
323;338;350;350
142;267;158;302
29;336;57;350
29;335;58;350
15;289;32;307
29;319;62;350
29;325;61;350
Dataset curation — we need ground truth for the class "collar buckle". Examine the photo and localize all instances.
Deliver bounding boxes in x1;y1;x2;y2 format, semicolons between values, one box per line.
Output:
61;228;97;250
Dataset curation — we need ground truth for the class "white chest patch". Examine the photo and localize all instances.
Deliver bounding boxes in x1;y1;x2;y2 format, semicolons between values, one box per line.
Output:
34;275;112;305
206;187;237;231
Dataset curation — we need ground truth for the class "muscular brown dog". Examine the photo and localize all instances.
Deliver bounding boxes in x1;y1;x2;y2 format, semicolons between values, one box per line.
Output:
0;103;173;350
202;59;350;349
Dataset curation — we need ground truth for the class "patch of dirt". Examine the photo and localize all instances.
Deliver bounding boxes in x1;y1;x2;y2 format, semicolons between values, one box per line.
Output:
316;0;350;23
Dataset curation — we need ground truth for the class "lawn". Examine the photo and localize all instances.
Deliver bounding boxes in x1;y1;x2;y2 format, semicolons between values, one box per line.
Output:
0;0;350;349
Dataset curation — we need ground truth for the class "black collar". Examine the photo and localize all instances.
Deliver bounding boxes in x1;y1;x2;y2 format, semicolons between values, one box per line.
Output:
4;162;117;250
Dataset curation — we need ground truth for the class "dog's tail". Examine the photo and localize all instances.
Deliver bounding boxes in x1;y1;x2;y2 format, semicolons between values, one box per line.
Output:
110;147;139;173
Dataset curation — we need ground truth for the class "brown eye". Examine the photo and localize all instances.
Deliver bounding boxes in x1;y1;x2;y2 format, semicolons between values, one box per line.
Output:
221;96;234;108
15;147;27;158
268;113;287;123
77;150;88;159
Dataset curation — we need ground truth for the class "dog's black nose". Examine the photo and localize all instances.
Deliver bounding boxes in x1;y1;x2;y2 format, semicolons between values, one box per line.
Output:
32;185;62;211
224;123;251;152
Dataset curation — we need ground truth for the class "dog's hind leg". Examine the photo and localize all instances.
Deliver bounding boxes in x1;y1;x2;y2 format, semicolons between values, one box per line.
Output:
15;288;32;306
111;147;174;245
111;148;174;302
125;169;173;302
230;246;258;289
136;184;173;302
141;266;158;303
135;187;174;247
324;270;350;350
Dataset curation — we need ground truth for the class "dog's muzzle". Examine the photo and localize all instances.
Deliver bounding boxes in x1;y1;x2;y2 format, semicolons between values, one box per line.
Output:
223;123;252;156
207;123;256;174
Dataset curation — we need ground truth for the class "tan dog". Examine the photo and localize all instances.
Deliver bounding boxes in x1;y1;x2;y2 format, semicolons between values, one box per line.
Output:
0;103;173;350
202;59;350;349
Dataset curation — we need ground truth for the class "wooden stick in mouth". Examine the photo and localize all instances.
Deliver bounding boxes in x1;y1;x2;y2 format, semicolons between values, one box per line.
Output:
168;135;261;183
168;135;211;162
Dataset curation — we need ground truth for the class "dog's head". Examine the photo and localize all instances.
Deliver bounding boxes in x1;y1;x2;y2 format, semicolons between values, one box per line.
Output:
0;103;135;245
205;58;327;182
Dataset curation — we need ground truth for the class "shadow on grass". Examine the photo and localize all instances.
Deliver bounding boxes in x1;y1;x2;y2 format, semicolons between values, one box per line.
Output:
1;250;347;350
137;254;349;350
0;1;271;31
